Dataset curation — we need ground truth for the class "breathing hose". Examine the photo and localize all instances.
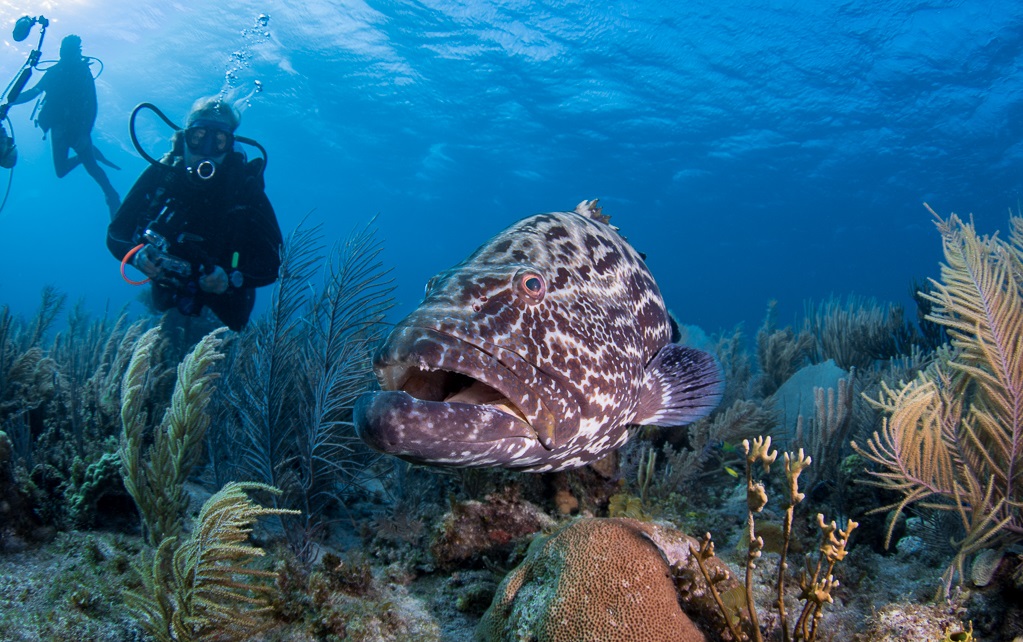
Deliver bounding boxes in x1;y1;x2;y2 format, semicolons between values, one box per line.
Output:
129;102;267;176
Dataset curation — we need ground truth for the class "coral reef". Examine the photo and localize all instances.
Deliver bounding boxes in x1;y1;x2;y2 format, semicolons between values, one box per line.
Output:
803;294;916;371
476;517;729;642
753;300;814;399
0;294;152;546
213;221;393;557
5;205;1023;642
66;450;135;529
0;428;45;548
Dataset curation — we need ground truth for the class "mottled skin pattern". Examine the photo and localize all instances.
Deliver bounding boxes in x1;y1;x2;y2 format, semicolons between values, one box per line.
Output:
355;200;721;472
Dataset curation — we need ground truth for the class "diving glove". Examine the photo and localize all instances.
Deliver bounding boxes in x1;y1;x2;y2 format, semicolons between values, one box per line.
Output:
198;265;229;294
132;245;161;279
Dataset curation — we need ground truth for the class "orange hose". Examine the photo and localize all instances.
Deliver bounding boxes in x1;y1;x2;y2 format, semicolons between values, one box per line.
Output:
121;244;150;285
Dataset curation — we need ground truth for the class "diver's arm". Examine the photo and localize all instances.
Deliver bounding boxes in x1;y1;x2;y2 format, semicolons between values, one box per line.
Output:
106;166;168;260
234;192;282;288
10;69;47;105
9;83;42;106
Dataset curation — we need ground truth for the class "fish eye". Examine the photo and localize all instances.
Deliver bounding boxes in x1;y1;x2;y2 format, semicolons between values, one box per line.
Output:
516;271;546;303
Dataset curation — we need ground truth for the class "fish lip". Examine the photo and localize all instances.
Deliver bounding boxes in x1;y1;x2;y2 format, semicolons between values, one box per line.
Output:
354;389;542;466
373;324;554;439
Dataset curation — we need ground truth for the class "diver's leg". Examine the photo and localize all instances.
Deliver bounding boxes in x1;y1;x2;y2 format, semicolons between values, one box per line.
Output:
73;135;121;217
50;131;80;178
149;285;177;312
93;144;121;170
204;288;255;331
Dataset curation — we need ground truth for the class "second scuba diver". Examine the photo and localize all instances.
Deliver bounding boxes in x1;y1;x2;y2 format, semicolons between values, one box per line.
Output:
12;34;121;216
107;96;283;331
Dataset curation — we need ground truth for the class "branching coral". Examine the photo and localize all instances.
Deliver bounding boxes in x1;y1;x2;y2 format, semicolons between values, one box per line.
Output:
0;288;65;425
692;436;857;642
794;372;855;493
853;207;1023;594
804;294;915;371
755;300;814;398
1;291;151;530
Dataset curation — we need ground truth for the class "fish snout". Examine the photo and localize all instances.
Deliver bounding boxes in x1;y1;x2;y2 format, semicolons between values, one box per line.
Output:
354;390;412;452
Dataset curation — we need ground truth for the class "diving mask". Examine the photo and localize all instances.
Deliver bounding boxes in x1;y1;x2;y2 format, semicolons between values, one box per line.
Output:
183;119;234;181
185;120;234;156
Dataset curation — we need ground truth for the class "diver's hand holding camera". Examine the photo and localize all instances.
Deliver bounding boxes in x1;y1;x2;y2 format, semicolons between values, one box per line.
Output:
131;244;162;279
133;238;193;287
198;265;229;294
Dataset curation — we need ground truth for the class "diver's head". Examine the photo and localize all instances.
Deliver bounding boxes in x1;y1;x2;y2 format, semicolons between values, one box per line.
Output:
182;96;240;181
60;35;83;61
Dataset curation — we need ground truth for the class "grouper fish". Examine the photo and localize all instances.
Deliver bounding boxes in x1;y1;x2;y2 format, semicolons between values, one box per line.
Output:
354;200;723;472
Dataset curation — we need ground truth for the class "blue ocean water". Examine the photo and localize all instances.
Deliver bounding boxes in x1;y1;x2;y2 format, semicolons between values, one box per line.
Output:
0;1;1020;334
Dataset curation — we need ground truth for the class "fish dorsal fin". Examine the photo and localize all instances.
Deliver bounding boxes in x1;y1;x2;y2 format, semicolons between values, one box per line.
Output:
632;344;724;427
574;199;611;224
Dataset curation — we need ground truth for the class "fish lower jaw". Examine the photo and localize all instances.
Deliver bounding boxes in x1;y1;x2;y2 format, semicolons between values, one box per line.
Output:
380;362;533;429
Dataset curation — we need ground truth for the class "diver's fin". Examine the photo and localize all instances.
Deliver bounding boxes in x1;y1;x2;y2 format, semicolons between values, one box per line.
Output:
94;145;121;170
632;344;724;427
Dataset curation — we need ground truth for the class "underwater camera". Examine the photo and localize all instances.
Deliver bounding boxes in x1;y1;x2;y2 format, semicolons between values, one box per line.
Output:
141;229;194;282
0;15;48;215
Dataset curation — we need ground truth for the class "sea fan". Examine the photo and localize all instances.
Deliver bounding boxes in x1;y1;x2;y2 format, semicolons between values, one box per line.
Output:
218;218;393;555
853;207;1023;594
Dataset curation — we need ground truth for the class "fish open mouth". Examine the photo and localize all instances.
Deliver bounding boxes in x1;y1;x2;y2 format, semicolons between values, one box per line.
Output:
354;323;566;467
377;363;531;425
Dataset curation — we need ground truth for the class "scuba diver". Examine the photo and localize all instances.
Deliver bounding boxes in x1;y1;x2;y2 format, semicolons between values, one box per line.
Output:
107;96;282;331
11;34;121;216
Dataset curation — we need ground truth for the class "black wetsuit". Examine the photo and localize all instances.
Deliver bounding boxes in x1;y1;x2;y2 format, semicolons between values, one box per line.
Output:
35;57;97;138
107;152;282;330
28;56;120;212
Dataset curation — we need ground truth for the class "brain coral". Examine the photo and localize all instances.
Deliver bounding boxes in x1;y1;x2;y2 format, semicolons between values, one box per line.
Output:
475;517;708;642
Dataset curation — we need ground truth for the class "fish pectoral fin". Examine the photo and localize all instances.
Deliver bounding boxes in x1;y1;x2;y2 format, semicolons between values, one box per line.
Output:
631;344;724;427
